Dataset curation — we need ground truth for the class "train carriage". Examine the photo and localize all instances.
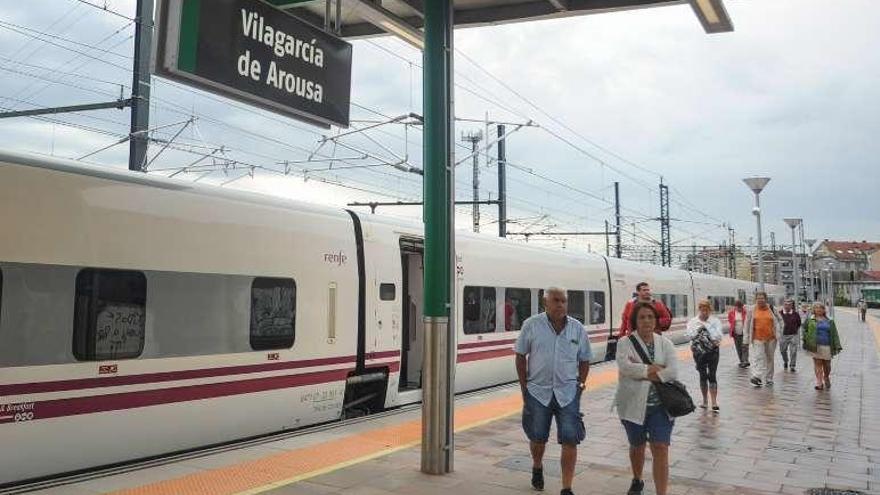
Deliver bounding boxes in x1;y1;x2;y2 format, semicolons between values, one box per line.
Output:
0;150;781;486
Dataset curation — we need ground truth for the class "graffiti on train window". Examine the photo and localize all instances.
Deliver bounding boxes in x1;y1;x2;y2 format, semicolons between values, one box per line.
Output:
463;286;496;334
73;269;147;361
588;291;606;325
250;277;296;350
504;288;532;331
94;303;145;358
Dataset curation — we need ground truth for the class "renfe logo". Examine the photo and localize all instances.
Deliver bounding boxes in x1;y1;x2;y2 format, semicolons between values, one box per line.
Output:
323;251;347;266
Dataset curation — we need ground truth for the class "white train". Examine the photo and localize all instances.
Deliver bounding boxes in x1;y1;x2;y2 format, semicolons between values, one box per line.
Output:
0;150;784;486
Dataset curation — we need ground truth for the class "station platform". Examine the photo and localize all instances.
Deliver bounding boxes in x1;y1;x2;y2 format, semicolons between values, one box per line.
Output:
26;309;880;495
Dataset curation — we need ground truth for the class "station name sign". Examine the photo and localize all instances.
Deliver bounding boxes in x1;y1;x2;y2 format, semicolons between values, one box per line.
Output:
154;0;352;128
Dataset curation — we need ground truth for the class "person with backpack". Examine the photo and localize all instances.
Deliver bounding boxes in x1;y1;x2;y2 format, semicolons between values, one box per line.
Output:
618;282;673;337
685;300;724;412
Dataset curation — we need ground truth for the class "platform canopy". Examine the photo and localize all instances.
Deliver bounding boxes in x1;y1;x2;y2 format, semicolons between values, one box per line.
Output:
268;0;733;48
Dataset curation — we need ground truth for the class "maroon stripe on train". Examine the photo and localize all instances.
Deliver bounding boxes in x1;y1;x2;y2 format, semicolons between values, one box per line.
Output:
457;338;517;350
365;350;401;360
2;354;364;396
457;348;514;363
0;369;350;424
0;362;403;424
2;350;405;396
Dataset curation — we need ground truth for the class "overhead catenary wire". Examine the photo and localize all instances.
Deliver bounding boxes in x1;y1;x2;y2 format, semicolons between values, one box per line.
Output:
0;4;737;258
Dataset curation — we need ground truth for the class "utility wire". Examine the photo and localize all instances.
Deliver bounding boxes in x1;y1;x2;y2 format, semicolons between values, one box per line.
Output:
70;0;136;21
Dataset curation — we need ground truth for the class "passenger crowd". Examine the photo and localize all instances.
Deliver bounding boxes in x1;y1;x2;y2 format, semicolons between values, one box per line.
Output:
513;282;845;495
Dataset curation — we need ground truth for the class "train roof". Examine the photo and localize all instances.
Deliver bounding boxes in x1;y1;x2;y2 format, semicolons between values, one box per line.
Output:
0;148;783;291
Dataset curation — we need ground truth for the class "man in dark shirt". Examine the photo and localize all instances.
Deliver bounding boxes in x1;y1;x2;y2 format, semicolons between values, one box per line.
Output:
779;300;802;372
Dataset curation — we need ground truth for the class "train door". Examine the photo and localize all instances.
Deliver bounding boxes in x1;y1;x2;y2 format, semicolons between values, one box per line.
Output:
399;238;424;391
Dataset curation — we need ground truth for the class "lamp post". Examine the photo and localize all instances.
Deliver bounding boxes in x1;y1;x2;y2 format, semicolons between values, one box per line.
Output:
805;238;816;301
826;262;836;317
783;218;802;301
743;177;771;290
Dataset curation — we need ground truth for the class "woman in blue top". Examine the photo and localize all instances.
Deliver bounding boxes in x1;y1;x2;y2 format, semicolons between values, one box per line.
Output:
802;302;842;390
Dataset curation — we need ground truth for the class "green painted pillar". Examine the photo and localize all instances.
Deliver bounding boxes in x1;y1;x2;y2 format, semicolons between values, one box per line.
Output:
421;0;454;475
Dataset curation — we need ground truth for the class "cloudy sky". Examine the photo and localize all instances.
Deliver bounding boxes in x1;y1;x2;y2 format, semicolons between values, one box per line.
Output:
1;0;877;261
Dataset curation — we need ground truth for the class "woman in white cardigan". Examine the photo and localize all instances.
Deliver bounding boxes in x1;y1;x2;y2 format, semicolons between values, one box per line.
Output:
615;301;679;495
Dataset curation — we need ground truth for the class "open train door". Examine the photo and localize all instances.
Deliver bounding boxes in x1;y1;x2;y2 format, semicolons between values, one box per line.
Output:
399;237;425;399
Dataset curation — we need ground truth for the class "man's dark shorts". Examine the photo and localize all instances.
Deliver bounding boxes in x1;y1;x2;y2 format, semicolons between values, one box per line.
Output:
522;391;586;445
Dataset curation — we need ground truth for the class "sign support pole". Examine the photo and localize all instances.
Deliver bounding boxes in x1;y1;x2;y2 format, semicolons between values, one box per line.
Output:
130;0;154;171
421;0;454;475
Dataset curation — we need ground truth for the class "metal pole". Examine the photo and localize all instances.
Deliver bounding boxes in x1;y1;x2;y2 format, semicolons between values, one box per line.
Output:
614;181;622;258
755;192;765;291
497;124;507;238
462;132;481;233
421;0;454;475
129;0;154;172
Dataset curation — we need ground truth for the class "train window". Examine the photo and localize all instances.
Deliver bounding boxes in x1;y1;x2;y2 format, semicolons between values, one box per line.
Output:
588;291;606;325
679;295;689;317
567;290;585;324
463;286;496;334
737;289;747;304
250;277;296;350
657;294;671;311
663;294;676;317
73;269;147;361
379;283;396;301
504;288;532;331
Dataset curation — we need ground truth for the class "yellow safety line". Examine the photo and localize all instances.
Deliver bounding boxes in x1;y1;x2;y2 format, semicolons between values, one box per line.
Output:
237;408;524;495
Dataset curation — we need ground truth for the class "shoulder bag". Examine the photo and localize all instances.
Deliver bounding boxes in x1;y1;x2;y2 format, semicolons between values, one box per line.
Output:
628;335;695;417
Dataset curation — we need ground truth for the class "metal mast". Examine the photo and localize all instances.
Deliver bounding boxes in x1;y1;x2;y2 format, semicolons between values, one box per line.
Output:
129;0;154;171
659;180;671;266
462;131;483;232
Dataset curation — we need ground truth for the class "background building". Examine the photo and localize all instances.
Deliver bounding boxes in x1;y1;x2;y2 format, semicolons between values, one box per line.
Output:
811;240;880;304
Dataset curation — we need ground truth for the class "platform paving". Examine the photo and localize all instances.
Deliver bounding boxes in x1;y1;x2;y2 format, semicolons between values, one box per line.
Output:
266;308;880;495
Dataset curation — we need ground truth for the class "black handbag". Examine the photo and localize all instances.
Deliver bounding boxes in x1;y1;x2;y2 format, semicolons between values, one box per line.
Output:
604;337;618;361
628;335;695;417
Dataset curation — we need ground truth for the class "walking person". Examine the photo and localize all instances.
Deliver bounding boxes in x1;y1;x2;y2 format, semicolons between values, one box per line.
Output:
685;300;723;411
615;302;679;495
727;300;749;368
778;300;802;372
744;292;782;387
618;282;673;337
802;302;843;390
858;299;868;322
515;287;592;495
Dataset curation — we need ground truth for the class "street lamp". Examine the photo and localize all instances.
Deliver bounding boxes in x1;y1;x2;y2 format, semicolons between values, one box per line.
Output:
783;218;802;301
805;238;816;301
743;177;771;290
